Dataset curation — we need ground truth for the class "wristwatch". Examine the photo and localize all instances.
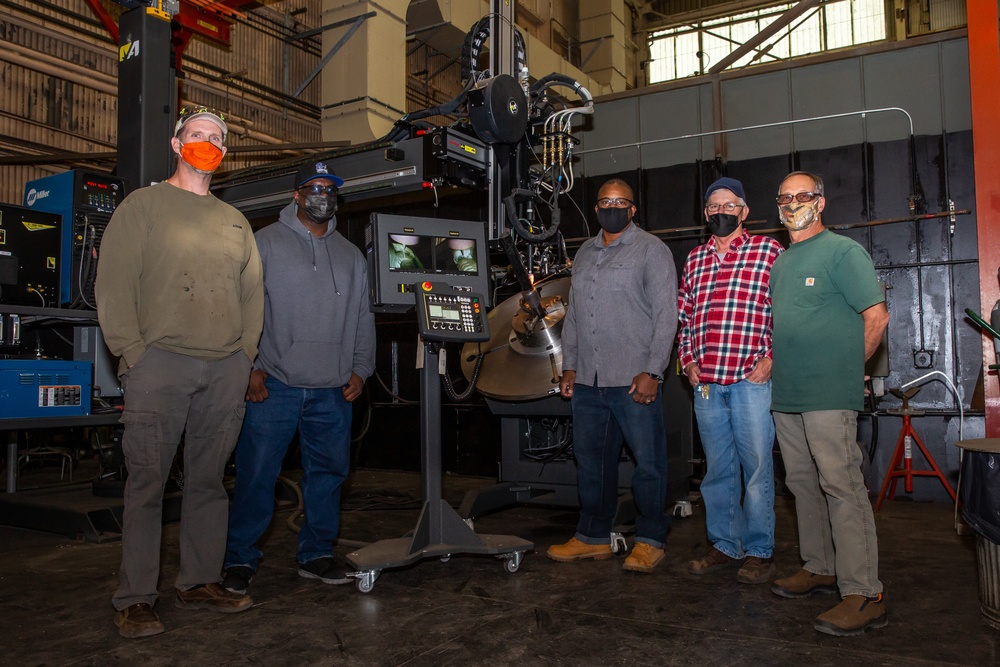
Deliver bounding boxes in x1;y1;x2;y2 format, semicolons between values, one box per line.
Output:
646;372;663;382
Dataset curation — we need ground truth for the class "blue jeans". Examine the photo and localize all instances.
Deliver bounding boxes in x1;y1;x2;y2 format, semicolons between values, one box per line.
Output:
225;376;352;569
693;379;775;559
571;383;671;548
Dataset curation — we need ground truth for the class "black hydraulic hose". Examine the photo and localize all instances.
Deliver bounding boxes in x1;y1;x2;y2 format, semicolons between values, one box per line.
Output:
504;189;560;243
528;73;594;107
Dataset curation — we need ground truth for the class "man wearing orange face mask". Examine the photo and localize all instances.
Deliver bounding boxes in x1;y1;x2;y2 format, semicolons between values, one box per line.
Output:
96;107;264;638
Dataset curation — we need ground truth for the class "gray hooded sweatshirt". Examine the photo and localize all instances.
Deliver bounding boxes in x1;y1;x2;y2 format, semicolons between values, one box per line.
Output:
253;201;376;387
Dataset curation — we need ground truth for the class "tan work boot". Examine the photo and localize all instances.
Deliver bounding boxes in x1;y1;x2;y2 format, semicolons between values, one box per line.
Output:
814;593;888;636
689;547;740;575
175;582;253;613
546;537;614;562
771;568;838;598
623;542;665;573
114;602;165;639
736;556;775;584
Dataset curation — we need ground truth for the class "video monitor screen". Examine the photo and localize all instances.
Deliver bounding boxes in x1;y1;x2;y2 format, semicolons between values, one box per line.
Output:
387;234;479;275
366;213;490;313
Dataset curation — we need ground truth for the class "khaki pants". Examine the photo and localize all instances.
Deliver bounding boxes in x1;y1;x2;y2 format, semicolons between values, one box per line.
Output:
773;409;882;598
112;347;250;610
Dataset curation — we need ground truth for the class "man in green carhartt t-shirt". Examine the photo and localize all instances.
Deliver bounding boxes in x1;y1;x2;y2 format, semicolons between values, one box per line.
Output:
769;171;890;638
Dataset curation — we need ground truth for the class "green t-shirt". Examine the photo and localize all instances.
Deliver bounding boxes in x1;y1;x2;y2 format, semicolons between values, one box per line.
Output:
770;230;884;412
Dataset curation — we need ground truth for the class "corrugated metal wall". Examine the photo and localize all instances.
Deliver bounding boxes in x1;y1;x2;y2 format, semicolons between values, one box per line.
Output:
0;0;326;206
929;0;967;31
579;38;971;173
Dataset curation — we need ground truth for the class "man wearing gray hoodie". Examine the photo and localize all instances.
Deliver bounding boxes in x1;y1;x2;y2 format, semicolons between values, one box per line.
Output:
222;160;376;593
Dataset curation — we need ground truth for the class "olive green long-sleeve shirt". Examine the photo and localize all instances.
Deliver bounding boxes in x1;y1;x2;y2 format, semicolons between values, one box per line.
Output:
95;181;264;375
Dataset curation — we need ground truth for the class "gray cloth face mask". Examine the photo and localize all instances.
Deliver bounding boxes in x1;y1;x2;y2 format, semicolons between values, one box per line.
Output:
303;194;337;224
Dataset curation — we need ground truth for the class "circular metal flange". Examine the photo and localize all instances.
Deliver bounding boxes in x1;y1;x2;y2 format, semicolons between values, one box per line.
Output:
461;277;571;401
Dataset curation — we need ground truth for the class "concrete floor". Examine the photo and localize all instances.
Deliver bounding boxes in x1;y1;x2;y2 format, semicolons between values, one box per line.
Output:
0;466;996;666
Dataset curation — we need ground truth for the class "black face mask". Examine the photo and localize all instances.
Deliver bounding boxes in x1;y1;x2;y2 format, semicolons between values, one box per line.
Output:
302;194;337;225
597;207;631;234
706;213;741;238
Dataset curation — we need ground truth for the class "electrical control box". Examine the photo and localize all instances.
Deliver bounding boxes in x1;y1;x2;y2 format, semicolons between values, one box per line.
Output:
0;359;92;419
0;203;62;307
23;170;127;307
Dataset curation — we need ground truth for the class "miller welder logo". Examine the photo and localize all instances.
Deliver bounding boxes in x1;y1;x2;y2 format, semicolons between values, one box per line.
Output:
25;188;49;207
508;99;519;116
119;40;140;62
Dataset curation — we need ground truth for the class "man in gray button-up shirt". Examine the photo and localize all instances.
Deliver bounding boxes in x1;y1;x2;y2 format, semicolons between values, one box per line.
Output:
547;178;678;573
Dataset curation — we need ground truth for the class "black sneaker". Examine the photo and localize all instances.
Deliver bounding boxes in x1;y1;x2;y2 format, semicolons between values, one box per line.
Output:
298;557;351;585
221;566;254;594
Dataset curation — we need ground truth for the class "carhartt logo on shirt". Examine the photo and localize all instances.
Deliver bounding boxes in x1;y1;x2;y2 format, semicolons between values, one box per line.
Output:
805;277;815;286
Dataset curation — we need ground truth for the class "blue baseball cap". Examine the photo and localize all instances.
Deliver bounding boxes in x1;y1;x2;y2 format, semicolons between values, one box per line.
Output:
705;177;746;203
296;160;344;188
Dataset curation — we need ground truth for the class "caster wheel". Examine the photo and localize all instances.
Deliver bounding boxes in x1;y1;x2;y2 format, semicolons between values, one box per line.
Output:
504;558;519;573
439;555;451;562
611;534;628;556
357;578;374;593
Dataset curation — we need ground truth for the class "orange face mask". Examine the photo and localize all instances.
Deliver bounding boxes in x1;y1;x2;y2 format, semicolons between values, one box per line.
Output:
179;141;224;172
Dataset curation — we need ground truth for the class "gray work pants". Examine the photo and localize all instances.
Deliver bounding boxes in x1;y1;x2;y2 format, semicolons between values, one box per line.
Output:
773;409;883;598
112;347;250;610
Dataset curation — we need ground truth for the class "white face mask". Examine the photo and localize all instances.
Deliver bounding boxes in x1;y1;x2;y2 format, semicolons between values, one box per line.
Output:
780;201;819;231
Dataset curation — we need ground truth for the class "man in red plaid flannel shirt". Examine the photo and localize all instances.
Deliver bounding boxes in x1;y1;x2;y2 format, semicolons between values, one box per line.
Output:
678;177;783;585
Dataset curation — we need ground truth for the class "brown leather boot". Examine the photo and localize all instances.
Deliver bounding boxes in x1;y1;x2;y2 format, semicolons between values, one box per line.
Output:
814;593;888;636
771;568;838;598
175;582;253;613
114;602;165;639
736;556;775;584
689;547;740;575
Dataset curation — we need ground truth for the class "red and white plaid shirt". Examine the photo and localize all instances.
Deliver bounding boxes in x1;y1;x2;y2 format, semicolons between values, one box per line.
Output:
677;231;783;385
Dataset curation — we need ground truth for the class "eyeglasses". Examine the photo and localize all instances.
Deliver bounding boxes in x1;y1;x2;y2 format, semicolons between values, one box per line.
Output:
299;183;338;196
178;105;227;122
705;203;744;214
597;197;634;208
776;192;821;205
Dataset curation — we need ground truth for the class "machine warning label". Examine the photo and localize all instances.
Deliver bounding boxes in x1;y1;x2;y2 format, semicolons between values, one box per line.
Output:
47;257;56;269
38;385;82;407
22;222;56;232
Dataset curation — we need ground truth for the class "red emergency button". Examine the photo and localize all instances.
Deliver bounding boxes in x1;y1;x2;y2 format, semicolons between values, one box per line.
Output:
421;281;433;291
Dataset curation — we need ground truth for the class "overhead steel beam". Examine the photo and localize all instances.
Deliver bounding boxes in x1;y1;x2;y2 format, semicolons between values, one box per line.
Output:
292;12;374;98
83;0;119;41
709;0;822;74
174;2;232;45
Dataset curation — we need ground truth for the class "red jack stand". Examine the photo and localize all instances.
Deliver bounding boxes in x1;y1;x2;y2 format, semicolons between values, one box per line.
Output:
875;386;957;512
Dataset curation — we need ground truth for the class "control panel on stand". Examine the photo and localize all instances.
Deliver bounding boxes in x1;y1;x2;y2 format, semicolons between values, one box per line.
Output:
414;282;490;343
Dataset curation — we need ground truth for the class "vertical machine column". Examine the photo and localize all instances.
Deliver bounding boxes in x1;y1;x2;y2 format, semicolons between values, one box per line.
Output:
116;4;177;191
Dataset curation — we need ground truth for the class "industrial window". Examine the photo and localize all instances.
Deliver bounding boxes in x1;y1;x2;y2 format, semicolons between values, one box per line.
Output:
649;0;887;84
